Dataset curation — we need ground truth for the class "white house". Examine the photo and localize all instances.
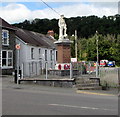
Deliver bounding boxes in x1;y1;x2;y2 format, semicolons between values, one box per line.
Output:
15;28;57;77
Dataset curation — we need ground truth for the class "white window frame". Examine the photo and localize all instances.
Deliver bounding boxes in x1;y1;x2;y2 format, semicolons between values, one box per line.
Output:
1;50;13;69
2;29;9;46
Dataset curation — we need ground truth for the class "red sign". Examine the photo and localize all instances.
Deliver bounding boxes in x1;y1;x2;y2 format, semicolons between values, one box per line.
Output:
15;44;20;49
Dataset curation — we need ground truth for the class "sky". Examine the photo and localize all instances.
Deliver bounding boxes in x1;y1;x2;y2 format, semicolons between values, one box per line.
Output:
0;0;119;24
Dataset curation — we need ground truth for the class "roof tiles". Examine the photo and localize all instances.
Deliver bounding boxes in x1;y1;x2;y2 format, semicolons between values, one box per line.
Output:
0;17;16;30
15;28;56;49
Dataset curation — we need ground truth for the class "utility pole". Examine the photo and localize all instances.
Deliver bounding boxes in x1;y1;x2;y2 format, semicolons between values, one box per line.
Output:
75;30;77;61
96;31;99;78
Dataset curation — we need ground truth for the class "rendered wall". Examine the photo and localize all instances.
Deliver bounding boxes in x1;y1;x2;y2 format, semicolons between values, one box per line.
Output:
100;67;119;87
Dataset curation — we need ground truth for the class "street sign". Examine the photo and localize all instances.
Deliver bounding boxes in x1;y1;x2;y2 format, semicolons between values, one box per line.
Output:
15;44;20;50
71;58;77;62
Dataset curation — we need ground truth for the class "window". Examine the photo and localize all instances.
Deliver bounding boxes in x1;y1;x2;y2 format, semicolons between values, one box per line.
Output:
1;50;13;68
31;48;34;59
2;30;9;45
39;49;41;59
45;50;47;61
50;50;53;61
56;51;58;61
51;62;53;69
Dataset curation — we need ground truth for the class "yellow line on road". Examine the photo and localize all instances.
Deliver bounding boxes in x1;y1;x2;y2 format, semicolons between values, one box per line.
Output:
76;90;116;96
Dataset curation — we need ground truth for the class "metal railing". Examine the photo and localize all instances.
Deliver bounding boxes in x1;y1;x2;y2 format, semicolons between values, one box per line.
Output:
20;61;97;79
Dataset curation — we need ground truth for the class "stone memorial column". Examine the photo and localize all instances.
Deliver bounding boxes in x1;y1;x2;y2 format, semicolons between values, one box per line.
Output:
54;15;73;67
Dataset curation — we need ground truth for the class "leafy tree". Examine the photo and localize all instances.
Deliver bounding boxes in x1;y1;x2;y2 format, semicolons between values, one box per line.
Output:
13;14;120;38
77;38;88;61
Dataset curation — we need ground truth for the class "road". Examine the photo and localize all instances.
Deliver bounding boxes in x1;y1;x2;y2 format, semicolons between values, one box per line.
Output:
2;77;118;115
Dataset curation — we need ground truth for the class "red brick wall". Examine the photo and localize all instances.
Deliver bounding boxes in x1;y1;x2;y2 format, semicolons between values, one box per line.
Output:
57;44;71;63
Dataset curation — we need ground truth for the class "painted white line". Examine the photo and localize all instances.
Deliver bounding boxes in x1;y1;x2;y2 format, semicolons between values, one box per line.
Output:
48;104;114;111
49;104;82;108
81;106;99;110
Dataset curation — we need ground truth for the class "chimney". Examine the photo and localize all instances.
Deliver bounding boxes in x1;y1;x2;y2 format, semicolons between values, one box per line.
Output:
47;30;54;37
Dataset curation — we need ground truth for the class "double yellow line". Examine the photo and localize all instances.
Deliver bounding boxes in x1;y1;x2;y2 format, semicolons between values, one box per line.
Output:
76;90;116;96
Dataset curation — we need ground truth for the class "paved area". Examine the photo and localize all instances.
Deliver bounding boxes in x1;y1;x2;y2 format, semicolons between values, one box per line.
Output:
2;76;76;94
1;75;119;96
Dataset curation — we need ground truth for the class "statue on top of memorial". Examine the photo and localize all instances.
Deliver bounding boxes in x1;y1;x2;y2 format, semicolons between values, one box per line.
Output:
58;15;67;40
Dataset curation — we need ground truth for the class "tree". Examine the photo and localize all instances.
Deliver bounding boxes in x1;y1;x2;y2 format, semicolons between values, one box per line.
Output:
13;14;120;38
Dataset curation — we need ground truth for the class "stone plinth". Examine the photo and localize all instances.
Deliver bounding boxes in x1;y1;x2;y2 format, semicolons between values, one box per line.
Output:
54;39;73;63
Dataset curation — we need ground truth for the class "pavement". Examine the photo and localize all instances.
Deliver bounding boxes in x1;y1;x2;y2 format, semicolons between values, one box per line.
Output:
1;75;119;96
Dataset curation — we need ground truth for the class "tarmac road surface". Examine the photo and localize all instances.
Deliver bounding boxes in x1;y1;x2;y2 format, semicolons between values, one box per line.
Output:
2;76;119;116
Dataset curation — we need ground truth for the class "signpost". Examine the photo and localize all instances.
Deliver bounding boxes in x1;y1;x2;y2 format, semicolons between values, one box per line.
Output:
15;44;20;84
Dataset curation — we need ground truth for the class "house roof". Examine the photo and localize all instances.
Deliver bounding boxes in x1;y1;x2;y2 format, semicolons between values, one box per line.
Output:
0;17;16;30
15;28;56;49
0;18;56;49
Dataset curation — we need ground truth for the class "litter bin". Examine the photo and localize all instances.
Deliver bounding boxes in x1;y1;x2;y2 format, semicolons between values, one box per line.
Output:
14;69;22;83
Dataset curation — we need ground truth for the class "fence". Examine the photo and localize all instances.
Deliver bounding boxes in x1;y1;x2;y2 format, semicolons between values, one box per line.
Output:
20;61;97;79
43;61;96;79
18;61;120;88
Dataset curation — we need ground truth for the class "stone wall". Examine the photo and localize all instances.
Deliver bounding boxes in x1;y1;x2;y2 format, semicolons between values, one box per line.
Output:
19;80;75;88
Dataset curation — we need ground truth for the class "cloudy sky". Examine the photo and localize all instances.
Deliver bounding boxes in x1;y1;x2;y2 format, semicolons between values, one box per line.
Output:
0;0;119;24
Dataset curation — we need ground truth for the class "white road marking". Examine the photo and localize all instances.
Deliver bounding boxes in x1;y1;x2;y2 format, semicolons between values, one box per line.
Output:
48;104;114;111
81;106;99;110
